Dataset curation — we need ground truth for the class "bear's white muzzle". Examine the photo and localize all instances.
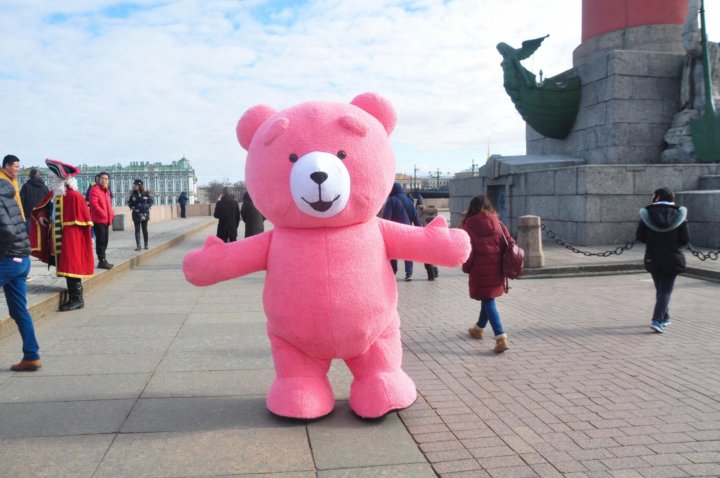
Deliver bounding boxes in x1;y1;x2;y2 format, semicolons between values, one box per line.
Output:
290;151;351;218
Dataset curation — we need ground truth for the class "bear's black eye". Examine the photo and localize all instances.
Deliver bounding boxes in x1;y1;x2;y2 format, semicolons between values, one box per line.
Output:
337;150;346;160
289;153;298;163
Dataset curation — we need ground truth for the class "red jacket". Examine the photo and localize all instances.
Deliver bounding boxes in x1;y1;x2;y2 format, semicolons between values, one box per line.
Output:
462;213;513;300
88;184;114;225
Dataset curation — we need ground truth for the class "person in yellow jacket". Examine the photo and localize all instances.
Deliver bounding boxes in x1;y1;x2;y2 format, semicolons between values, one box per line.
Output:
1;155;24;220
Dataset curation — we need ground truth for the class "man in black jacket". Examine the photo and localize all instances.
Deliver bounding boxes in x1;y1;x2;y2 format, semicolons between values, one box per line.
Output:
636;187;690;334
0;178;41;371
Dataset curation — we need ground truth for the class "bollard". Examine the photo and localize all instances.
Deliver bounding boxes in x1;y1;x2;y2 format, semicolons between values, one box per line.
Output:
517;215;544;268
112;213;125;232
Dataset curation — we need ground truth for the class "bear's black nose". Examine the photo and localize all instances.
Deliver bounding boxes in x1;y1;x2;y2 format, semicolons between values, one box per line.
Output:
310;172;328;185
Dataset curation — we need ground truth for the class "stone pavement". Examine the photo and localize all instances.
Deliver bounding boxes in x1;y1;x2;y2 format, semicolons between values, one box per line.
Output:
1;219;719;477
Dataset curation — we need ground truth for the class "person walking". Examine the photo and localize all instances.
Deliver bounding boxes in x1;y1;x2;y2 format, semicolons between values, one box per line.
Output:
88;172;114;269
214;187;241;243
30;158;94;312
382;182;421;281
240;191;264;238
1;177;42;371
462;195;512;353
177;191;188;218
636;187;690;333
19;167;49;234
128;179;153;251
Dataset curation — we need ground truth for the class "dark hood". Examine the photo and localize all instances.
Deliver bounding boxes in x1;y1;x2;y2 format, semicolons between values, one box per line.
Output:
389;182;404;197
464;213;499;237
639;203;687;232
25;177;47;189
0;179;14;199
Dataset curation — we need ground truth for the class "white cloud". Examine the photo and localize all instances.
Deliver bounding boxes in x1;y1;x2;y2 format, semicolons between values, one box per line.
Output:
1;0;718;183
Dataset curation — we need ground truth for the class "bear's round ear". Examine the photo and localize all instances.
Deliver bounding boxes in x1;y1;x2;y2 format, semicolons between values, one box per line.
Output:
350;92;396;135
236;105;277;150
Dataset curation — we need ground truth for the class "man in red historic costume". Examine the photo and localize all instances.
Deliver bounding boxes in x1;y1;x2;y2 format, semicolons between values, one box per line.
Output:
30;158;94;311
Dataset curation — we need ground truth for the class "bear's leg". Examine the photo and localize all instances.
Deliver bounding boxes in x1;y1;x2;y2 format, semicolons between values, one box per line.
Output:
344;321;417;419
267;334;335;419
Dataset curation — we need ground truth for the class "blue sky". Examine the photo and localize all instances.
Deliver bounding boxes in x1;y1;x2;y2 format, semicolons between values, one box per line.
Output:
1;0;718;184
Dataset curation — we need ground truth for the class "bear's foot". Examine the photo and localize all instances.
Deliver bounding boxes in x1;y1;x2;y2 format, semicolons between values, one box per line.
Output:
349;370;417;419
267;376;335;419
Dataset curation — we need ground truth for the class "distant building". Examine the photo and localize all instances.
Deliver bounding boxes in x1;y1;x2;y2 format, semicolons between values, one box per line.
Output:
19;157;198;208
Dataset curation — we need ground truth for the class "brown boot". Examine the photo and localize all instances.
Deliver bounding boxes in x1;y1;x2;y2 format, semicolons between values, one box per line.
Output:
468;326;483;339
11;359;42;372
494;334;509;353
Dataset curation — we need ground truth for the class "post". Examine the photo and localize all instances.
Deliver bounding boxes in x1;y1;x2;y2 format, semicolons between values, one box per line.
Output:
517;215;544;268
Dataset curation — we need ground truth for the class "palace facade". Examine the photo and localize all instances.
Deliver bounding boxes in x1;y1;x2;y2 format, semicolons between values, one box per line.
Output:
20;157;198;208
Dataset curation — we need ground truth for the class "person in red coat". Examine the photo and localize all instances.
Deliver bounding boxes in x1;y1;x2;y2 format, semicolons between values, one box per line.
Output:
88;172;115;269
30;159;94;311
461;195;514;353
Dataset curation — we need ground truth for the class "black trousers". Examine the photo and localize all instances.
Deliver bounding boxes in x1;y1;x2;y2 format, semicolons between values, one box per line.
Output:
93;224;109;261
134;220;149;246
180;204;186;218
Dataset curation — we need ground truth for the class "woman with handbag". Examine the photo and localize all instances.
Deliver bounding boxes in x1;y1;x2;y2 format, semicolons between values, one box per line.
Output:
128;179;153;251
461;195;514;353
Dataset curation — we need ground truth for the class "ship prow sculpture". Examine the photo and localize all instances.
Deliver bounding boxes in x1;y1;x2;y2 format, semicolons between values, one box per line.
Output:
497;35;581;140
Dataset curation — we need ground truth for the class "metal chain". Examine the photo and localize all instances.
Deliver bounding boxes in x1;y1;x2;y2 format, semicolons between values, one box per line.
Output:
687;244;720;261
541;224;720;261
540;224;635;257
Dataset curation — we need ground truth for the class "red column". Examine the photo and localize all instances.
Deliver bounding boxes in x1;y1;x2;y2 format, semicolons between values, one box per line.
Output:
582;0;689;42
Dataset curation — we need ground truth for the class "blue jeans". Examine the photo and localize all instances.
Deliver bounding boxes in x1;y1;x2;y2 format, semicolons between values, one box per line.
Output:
0;256;40;360
651;272;676;323
476;299;505;337
390;259;413;278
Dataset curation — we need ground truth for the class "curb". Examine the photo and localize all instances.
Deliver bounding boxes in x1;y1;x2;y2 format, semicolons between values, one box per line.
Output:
0;220;215;341
521;262;645;279
684;266;720;283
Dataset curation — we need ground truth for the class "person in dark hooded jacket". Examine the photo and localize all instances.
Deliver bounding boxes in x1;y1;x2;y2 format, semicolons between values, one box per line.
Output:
382;182;421;280
636;187;689;333
214;187;241;242
240;191;265;238
19;168;49;234
461;195;512;353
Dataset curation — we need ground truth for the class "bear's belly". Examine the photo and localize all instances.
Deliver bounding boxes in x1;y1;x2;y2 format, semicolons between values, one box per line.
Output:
263;223;398;359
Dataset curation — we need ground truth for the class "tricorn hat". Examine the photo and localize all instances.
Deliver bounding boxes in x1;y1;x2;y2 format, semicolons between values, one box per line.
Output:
45;158;80;178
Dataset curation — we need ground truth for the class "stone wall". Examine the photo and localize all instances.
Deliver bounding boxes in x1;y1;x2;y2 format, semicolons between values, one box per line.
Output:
527;50;685;164
450;162;720;247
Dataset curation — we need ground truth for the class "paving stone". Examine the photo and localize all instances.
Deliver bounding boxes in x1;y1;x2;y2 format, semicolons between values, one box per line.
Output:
308;405;426;470
0;373;149;402
94;428;314;476
0;435;113;477
317;463;437;477
142;369;275;398
0;399;135;438
121;395;291;433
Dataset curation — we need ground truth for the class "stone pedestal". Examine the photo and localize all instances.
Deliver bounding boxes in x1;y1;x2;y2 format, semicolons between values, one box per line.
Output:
517;215;545;268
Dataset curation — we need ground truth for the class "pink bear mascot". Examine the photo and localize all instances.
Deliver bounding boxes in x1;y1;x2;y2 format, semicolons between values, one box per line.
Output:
183;93;470;419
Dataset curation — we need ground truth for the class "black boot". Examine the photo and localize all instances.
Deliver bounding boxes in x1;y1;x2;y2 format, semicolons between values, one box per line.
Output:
433;266;439;278
60;279;84;311
135;242;142;252
425;264;435;281
98;257;114;269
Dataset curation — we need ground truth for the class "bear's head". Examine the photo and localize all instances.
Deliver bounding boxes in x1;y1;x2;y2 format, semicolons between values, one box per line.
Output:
236;92;397;228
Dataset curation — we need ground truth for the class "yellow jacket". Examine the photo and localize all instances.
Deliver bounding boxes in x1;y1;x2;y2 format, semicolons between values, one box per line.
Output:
0;169;24;220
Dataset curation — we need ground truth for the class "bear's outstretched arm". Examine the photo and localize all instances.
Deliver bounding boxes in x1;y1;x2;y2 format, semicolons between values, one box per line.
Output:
379;216;470;267
182;231;272;286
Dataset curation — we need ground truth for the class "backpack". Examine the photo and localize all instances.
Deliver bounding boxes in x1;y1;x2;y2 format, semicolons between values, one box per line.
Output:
501;228;524;287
